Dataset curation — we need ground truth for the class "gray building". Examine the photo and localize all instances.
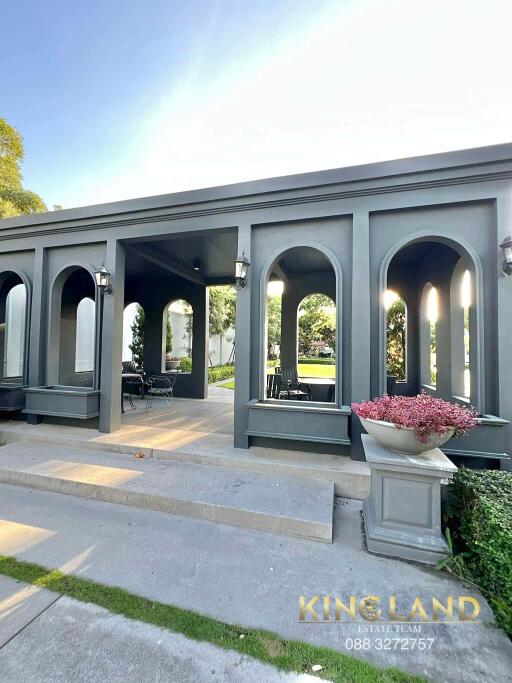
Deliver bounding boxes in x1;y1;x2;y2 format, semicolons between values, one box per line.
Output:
0;143;510;466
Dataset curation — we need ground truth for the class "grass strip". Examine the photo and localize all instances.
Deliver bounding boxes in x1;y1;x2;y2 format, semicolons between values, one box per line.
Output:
0;555;422;683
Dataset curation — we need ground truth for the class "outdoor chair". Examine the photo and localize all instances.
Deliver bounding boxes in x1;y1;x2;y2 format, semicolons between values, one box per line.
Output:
386;375;397;396
280;367;312;401
145;373;178;411
121;360;151;410
266;372;283;399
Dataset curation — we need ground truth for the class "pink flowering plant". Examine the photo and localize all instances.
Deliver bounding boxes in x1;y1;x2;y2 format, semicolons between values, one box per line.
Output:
351;392;477;443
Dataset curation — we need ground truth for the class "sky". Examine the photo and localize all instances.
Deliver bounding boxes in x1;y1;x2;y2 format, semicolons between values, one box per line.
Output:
2;0;512;210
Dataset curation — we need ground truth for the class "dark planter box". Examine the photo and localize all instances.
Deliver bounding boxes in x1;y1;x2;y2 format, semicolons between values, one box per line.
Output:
24;386;100;420
0;383;27;412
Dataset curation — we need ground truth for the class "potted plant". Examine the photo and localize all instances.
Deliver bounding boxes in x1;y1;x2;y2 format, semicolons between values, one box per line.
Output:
165;354;180;371
352;393;477;455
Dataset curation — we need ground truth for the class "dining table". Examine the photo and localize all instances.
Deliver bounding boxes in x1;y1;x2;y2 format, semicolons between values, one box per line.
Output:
298;376;335;402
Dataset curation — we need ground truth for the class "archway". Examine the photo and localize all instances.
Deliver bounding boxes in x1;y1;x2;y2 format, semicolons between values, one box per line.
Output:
0;272;29;384
262;245;340;404
381;236;483;409
49;266;97;388
163;299;193;373
123;302;144;366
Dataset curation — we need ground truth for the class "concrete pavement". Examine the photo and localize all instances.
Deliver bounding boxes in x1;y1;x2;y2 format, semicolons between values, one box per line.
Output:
0;483;510;682
0;576;318;682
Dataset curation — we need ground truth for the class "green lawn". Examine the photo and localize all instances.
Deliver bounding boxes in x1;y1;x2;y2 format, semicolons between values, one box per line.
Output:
297;363;335;379
219;365;335;390
0;555;422;683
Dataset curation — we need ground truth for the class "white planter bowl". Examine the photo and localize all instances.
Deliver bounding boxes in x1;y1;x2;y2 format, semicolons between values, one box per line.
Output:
359;417;455;455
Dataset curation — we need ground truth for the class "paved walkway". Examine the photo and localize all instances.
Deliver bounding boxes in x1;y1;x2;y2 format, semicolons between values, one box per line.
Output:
0;483;510;681
0;576;317;682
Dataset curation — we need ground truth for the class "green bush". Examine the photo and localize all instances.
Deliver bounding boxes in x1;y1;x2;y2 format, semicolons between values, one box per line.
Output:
208;364;235;384
179;357;192;373
298;357;334;365
443;468;512;635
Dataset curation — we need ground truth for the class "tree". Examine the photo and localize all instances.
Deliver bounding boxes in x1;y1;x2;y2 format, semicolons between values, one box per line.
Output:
386;298;406;380
298;294;336;355
129;305;145;367
0;118;46;218
209;286;236;337
267;294;282;358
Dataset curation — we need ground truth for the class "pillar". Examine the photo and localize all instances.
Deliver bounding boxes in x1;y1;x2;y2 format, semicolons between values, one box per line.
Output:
234;222;251;448
279;289;297;370
350;211;371;459
28;247;47;388
99;240;125;433
496;197;512;466
351;211;371;401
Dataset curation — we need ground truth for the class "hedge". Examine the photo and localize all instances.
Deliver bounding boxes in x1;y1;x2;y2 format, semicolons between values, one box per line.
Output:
298;357;335;365
443;468;512;636
208;364;235;384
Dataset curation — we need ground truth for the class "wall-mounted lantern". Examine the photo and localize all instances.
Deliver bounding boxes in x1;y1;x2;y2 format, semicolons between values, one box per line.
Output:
94;264;112;294
499;236;512;277
193;259;201;271
234;251;250;290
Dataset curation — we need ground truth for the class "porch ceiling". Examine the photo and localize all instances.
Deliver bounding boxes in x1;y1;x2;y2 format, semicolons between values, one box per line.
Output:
124;228;237;284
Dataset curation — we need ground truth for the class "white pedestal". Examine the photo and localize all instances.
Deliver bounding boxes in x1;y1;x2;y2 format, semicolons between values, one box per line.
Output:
362;435;457;565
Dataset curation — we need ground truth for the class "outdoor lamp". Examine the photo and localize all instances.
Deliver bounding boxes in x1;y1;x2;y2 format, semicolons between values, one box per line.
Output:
94;264;112;294
234;251;250;289
193;259;201;271
499;236;512;277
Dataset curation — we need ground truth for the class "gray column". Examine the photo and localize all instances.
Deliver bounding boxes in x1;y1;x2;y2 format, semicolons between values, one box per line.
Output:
28;247;47;387
143;305;165;373
496;197;512;466
192;285;209;399
99;240;125;433
351;211;371;401
234;223;251;448
279;289;297;370
435;282;452;400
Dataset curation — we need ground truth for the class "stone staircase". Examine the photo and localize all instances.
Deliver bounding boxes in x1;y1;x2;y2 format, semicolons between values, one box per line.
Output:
0;442;334;543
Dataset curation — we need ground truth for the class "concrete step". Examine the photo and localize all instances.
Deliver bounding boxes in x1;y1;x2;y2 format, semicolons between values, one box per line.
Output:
0;442;334;543
0;423;370;499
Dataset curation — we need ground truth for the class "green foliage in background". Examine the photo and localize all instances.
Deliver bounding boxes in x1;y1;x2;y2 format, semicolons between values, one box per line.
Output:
0;118;46;218
386;299;406;381
298;294;335;355
209;286;236;337
441;468;512;636
267;293;282;358
208;363;235;384
129;305;145;368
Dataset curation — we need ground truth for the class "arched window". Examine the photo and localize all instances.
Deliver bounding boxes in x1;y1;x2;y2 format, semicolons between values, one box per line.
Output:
297;294;336;379
49;266;96;387
450;261;472;400
263;246;338;403
420;283;438;388
75;298;95;372
3;283;27;379
123;302;144;364
384;290;407;382
164;299;193;372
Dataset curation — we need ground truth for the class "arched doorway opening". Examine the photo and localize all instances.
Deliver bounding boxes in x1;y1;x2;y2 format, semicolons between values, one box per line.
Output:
262;245;339;404
0;273;29;384
381;238;482;409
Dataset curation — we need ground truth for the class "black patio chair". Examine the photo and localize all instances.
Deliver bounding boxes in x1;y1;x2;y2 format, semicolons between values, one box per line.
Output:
121;360;151;410
266;372;283;399
280;367;312;401
145;373;178;411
